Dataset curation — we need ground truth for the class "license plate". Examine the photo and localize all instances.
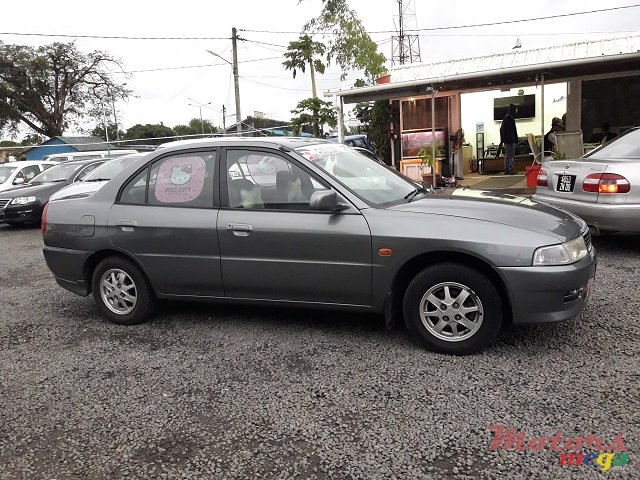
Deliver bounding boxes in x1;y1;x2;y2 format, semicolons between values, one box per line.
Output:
556;174;576;192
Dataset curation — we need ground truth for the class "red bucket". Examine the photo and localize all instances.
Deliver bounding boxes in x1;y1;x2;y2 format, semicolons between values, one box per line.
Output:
525;165;541;188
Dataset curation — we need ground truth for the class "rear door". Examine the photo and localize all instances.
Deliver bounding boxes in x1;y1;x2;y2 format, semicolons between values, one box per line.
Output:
108;149;222;296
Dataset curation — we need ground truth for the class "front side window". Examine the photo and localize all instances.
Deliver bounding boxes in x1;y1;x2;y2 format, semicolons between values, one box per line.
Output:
296;143;419;206
0;166;18;184
225;149;323;210
120;151;216;208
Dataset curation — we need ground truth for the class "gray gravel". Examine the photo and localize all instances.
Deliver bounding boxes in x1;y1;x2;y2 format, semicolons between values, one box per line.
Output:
0;224;638;479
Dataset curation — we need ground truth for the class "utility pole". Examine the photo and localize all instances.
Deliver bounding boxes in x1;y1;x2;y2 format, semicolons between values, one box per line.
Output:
222;104;226;132
232;27;241;134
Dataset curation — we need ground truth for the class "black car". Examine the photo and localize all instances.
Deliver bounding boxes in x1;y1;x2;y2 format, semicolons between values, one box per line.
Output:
0;159;105;226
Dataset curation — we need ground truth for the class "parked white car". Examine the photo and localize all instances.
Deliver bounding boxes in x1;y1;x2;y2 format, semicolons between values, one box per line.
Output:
0;161;58;192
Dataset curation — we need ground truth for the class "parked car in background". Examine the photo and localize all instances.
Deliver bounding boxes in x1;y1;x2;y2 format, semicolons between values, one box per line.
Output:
0;159;106;226
42;137;595;355
329;134;374;152
0;161;58;193
532;126;640;234
49;153;146;202
43;150;138;163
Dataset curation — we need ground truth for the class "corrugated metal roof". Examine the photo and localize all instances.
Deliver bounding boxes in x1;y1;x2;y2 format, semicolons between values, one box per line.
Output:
390;34;640;83
330;34;640;103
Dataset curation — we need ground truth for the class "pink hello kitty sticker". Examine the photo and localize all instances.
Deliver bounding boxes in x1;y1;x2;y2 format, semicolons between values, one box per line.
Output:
154;156;206;203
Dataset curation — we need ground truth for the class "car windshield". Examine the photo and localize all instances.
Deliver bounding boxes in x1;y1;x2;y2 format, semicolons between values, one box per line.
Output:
0;165;18;183
30;163;85;183
583;127;640;160
83;154;142;182
296;143;421;205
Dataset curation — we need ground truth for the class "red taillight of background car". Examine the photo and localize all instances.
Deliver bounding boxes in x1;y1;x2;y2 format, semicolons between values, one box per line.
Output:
536;169;548;187
582;173;630;193
41;202;49;235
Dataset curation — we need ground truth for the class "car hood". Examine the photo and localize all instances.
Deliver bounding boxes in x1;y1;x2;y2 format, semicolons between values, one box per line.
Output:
0;182;70;199
388;188;585;241
49;180;106;201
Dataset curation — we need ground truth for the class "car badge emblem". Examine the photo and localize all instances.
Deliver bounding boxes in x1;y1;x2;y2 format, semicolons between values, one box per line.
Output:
565;163;570;169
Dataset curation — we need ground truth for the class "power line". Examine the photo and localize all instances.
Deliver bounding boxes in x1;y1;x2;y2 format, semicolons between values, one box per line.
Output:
240;4;640;34
119;56;283;74
0;32;230;40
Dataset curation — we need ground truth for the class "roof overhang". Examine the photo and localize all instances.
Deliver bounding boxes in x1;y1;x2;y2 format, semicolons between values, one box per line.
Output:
330;42;640;104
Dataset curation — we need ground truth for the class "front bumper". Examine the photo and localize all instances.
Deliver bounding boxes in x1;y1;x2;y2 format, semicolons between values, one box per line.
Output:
0;202;43;224
532;194;640;232
43;246;92;296
497;248;596;325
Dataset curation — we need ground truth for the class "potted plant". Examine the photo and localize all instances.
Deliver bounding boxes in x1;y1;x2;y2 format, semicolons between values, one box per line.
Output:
417;144;442;185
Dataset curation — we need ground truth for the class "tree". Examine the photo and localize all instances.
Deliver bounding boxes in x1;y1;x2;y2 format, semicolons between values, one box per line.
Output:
300;0;386;83
123;124;175;145
0;41;130;138
90;123;124;142
290;97;337;138
172;118;218;136
353;100;390;161
282;35;326;98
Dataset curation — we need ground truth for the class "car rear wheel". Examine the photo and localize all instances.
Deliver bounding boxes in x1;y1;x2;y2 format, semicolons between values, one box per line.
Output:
403;263;502;355
92;256;155;325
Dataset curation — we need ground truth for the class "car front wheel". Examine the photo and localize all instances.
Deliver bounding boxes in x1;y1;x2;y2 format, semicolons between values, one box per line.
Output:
403;263;502;355
92;256;155;325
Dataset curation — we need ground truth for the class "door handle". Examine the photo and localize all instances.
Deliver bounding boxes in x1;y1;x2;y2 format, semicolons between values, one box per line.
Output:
117;220;138;232
227;223;253;236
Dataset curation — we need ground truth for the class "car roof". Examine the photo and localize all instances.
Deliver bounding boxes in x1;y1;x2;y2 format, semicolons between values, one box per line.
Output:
2;160;57;166
156;136;330;152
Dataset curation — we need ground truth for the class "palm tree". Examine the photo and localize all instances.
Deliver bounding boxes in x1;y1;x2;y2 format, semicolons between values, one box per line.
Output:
282;35;326;99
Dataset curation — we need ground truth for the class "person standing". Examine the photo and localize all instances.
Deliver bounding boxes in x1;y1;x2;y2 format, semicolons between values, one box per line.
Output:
500;104;518;175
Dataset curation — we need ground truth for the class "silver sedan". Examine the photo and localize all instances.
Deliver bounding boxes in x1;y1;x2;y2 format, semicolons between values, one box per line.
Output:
532;126;640;234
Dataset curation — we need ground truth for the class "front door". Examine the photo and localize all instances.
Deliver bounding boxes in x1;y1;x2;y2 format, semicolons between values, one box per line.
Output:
217;148;372;306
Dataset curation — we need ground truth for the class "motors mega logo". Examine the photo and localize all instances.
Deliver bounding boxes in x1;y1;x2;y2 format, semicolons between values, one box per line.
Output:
488;425;630;471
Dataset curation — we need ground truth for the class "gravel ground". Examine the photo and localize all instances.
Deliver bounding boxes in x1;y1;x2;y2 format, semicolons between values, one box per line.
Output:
0;224;638;479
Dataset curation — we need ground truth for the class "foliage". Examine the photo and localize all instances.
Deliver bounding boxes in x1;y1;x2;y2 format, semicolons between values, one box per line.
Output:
417;144;442;167
0;140;18;147
283;35;326;98
290;97;337;137
0;41;130;138
552;151;567;160
21;134;44;146
300;0;386;82
123;124;175;145
173;118;218;136
352;100;390;161
90;122;124;142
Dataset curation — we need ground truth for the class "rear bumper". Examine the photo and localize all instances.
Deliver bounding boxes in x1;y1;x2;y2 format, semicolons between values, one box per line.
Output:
532;194;640;232
43;246;92;296
497;249;596;325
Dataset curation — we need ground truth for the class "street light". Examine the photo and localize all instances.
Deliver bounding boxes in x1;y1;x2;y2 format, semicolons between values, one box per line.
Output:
208;32;241;134
187;98;212;135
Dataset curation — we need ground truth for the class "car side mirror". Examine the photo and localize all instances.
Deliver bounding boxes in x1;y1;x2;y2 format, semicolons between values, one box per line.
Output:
13;178;25;185
310;190;349;212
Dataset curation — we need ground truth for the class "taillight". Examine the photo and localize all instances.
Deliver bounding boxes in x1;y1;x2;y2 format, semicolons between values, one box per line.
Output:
41;202;49;235
583;173;630;194
536;169;548;187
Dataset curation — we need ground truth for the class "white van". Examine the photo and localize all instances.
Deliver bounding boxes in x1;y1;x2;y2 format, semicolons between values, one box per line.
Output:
43;149;138;162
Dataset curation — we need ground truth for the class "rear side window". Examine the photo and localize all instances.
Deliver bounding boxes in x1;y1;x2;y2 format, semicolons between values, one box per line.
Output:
119;151;216;208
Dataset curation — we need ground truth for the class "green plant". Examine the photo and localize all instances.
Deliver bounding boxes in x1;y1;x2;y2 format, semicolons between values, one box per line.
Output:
417;145;442;168
552;151;567;160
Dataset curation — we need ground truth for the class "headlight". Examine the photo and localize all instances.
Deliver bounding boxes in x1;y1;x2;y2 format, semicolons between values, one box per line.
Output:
533;235;588;265
10;196;37;205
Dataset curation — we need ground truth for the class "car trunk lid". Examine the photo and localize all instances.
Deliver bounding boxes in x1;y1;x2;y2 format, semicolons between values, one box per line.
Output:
535;159;610;203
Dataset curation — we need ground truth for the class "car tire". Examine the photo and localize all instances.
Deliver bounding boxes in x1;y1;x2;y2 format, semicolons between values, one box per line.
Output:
403;263;502;355
92;256;155;325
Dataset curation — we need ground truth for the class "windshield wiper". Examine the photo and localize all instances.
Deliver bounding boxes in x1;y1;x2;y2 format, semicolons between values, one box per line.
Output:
85;178;111;182
404;185;428;202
